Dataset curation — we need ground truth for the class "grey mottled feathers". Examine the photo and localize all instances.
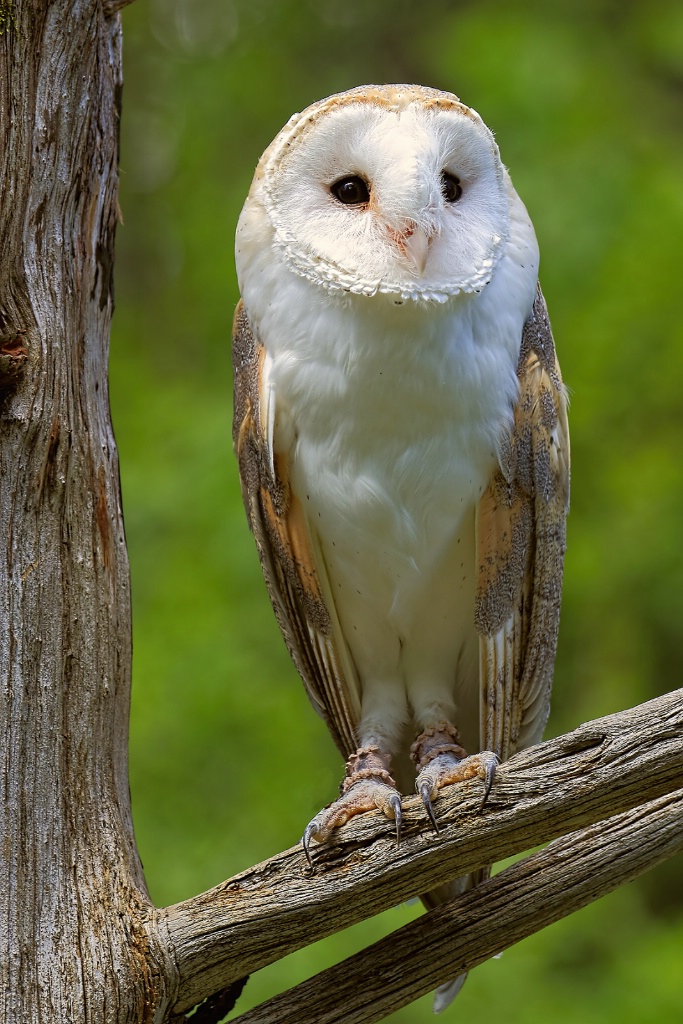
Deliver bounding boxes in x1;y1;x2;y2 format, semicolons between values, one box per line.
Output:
233;286;569;766
476;287;570;762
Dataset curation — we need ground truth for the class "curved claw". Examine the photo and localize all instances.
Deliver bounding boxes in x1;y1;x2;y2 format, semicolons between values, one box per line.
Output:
478;754;499;812
388;792;403;847
419;781;440;835
302;820;319;869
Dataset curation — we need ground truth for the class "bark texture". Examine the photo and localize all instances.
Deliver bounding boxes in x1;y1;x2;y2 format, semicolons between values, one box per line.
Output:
0;3;173;1021
166;688;683;1014
233;790;683;1024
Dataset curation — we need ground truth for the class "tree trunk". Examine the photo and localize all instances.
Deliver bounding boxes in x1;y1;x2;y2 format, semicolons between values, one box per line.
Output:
0;3;172;1019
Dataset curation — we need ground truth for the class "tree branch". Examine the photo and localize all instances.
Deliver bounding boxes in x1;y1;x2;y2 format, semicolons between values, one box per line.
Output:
103;0;135;16
163;688;683;1014
234;790;683;1024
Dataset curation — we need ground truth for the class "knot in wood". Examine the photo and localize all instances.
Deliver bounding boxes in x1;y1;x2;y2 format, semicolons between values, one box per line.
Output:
0;330;28;399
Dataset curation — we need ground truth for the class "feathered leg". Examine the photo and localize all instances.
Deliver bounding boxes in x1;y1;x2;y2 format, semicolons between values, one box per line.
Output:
411;722;498;831
303;743;402;864
303;674;409;862
409;722;497;1013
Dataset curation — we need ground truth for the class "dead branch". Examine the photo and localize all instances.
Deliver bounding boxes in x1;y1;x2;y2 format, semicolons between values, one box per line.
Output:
163;687;683;1015
234;790;683;1024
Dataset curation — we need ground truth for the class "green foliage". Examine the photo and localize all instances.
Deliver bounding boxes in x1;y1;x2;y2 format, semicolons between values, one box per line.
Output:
112;1;683;1018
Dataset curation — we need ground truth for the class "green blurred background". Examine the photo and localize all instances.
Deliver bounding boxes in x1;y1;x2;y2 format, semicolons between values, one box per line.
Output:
111;0;683;1019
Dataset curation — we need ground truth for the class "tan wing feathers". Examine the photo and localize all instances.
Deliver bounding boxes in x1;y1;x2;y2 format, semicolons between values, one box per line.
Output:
233;301;360;758
476;287;569;762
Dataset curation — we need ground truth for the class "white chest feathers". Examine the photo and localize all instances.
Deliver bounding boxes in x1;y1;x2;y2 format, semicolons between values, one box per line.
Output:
264;271;524;588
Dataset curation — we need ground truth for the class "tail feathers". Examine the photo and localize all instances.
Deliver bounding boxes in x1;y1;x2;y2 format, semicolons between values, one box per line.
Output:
433;972;468;1013
419;868;490;1014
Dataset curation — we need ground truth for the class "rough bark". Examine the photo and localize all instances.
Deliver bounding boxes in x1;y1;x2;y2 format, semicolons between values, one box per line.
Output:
165;688;683;1014
0;3;173;1021
1;4;681;1024
233;790;683;1024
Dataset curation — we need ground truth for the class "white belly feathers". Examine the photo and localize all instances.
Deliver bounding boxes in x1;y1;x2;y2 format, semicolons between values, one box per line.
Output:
237;183;538;735
262;274;523;698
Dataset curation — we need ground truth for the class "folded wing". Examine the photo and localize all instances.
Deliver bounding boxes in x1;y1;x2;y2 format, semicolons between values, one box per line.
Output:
233;301;361;758
476;286;570;762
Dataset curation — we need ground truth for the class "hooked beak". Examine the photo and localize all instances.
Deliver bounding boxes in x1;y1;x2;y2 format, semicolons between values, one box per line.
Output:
402;226;431;277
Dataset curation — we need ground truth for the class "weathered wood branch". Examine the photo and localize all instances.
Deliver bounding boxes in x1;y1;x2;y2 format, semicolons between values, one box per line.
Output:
233;790;683;1024
164;688;683;1015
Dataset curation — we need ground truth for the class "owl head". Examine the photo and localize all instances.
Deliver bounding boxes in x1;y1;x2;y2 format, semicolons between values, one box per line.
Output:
238;85;513;304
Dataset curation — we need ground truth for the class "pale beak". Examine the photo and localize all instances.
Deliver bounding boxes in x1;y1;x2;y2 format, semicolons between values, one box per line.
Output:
403;227;430;277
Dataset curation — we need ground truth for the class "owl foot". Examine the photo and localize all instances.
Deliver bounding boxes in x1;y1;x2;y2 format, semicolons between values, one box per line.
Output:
302;745;402;866
411;723;498;834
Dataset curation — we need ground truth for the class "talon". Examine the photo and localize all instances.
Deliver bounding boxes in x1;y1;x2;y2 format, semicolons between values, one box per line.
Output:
479;754;499;812
389;793;403;846
302;821;318;868
419;780;440;835
299;746;401;855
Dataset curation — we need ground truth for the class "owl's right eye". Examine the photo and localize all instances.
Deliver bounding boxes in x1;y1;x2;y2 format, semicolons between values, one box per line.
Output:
331;175;370;206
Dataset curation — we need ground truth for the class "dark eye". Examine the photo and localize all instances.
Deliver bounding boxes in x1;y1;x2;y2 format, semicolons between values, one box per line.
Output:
331;175;370;206
441;171;462;203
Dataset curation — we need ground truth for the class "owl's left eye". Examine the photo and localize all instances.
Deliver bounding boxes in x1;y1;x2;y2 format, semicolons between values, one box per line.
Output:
441;172;462;203
331;175;370;206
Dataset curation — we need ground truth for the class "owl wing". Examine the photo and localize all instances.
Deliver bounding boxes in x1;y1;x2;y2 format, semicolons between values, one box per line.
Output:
476;286;570;762
232;300;361;758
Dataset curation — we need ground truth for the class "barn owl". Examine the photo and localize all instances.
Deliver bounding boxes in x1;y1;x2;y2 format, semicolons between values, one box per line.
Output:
233;84;569;1011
